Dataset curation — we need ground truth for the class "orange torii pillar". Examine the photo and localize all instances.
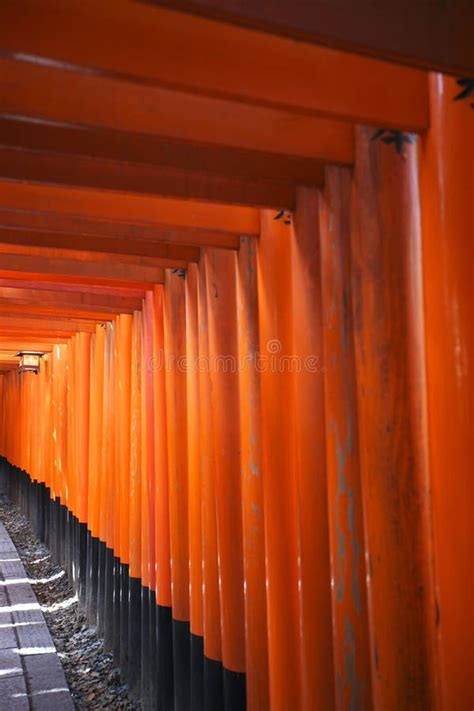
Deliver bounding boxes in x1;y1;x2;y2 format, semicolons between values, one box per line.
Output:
141;291;158;707
236;236;269;711
128;310;143;697
350;126;437;709
75;332;91;603
86;324;105;627
52;345;68;571
102;322;118;655
96;323;113;642
185;264;205;707
164;269;190;711
198;258;224;709
420;74;474;711
152;284;174;710
64;336;76;583
258;196;335;710
113;314;133;677
291;187;334;710
320;167;373;710
204;248;247;709
258;210;301;711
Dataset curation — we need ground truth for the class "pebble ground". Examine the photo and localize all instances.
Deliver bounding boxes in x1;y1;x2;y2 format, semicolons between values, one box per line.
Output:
0;494;141;710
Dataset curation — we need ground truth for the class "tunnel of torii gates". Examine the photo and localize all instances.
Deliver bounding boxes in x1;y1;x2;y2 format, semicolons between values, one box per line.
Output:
0;2;472;710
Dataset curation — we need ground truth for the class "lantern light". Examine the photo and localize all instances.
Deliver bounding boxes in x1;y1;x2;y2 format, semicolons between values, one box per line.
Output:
15;351;44;374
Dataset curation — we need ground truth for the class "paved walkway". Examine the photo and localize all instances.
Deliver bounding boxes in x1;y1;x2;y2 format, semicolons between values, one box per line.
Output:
0;521;74;710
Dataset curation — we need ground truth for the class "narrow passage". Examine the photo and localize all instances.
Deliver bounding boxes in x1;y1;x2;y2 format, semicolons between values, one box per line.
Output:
0;494;140;710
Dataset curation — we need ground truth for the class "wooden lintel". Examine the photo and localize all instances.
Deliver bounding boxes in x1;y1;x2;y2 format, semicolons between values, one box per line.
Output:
0;181;260;235
0;58;354;165
0;1;429;127
0;224;200;263
142;0;474;74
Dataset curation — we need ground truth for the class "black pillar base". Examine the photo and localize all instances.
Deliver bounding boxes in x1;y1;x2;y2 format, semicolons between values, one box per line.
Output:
173;619;191;711
205;656;225;711
156;605;174;711
86;532;99;625
191;632;204;710
96;539;107;637
128;575;142;698
103;547;115;653
112;555;122;665
147;590;158;711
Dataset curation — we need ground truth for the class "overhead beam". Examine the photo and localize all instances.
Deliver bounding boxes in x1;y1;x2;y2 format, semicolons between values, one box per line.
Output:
0;57;354;165
0;1;429;129
0;340;64;350
0;145;297;210
0;315;100;333
0;271;158;291
0;303;119;321
142;0;474;74
0;240;187;270
0;285;143;313
0;252;165;286
0;224;200;263
0;277;148;299
0;181;260;236
0;208;240;250
0;117;326;189
0;326;85;337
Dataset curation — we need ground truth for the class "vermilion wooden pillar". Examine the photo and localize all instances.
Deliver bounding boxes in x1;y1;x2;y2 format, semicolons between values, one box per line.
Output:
319;167;372;710
163;269;190;711
185;263;205;705
117;314;133;570
236;236;269;711
204;248;246;708
66;336;76;523
258;210;301;710
141;292;157;705
152;285;174;710
129;311;142;587
88;326;105;552
76;331;91;527
197;257;224;706
152;286;171;610
420;74;474;711
143;293;157;601
117;314;133;677
351;126;437;709
103;323;116;574
128;310;142;695
292;186;335;710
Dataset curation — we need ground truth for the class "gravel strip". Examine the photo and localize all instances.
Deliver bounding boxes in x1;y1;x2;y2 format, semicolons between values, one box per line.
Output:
0;493;141;710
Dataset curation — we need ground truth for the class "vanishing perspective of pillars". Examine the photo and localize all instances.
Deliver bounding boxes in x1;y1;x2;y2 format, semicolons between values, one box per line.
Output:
351;126;437;709
420;74;474;711
0;72;471;711
319;166;372;711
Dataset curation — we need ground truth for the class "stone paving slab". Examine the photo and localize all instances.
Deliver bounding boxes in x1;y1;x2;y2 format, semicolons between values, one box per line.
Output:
0;523;74;710
0;624;17;649
1;559;28;580
0;674;29;710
